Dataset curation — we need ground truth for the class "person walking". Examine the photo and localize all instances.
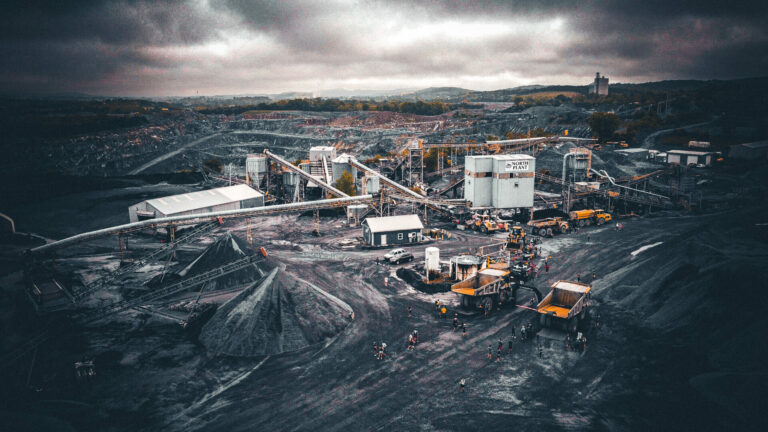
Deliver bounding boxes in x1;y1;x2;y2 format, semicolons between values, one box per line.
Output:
592;272;596;281
497;339;504;353
459;377;466;392
453;316;459;331
408;306;412;317
508;338;514;354
487;345;493;359
545;262;550;273
577;274;581;282
461;323;467;338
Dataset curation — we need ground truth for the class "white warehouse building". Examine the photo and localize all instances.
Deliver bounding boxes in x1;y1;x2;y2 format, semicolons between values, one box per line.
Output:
128;184;264;222
464;154;535;208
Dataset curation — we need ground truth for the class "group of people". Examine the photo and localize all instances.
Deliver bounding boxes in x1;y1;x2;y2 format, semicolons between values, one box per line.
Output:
452;313;467;337
566;332;588;352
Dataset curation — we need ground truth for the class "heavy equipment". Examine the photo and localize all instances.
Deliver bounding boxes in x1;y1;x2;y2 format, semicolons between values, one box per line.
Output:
507;225;526;249
527;217;569;237
536;280;591;333
472;214;509;234
568;209;612;227
451;262;540;313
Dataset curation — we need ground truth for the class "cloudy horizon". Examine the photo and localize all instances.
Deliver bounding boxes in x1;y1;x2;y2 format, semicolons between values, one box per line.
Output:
1;0;767;97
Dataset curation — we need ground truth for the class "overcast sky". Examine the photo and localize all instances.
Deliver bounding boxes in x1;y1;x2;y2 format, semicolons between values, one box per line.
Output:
1;0;766;97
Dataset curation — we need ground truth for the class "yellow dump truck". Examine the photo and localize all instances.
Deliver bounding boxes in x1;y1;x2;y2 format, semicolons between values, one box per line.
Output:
536;280;591;333
568;209;612;227
527;217;569;237
452;264;540;313
473;214;509;234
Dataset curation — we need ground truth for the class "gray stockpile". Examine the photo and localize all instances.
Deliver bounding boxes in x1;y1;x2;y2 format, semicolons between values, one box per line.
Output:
200;267;353;356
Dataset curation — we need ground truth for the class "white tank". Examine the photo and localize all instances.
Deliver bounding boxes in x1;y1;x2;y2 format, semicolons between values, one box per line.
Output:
425;247;440;273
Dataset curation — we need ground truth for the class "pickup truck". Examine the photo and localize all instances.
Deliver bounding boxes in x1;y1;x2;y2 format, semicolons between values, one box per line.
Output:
383;248;414;264
536;280;591;333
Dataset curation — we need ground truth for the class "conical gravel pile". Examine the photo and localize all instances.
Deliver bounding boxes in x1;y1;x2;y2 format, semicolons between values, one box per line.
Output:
199;267;353;356
175;231;263;290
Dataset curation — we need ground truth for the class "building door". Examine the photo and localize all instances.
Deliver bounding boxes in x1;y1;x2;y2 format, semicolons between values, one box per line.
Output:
381;234;387;246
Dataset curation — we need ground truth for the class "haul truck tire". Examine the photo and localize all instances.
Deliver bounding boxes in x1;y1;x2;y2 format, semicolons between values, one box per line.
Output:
578;219;585;228
597;217;605;225
500;290;510;305
546;228;554;237
482;296;494;312
538;228;547;236
560;224;568;234
585;219;593;226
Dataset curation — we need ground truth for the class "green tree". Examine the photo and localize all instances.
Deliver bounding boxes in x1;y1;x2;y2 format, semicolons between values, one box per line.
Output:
587;112;620;142
203;158;223;173
333;170;356;196
423;148;440;172
529;127;548;137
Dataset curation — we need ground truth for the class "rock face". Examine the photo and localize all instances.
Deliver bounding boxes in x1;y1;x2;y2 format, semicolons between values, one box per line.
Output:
199;267;353;356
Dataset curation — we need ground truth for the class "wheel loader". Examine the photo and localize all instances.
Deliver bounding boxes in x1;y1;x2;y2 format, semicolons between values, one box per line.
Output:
507;225;526;249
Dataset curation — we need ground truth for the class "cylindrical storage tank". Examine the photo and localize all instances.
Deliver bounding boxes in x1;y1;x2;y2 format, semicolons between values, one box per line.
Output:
361;175;380;194
282;171;300;186
450;255;483;280
246;154;267;185
332;154;357;182
425;247;440;273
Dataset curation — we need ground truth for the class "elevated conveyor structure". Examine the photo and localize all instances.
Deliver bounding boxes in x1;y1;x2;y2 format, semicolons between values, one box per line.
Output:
30;195;373;256
74;221;221;300
264;150;348;198
348;158;425;200
2;253;269;367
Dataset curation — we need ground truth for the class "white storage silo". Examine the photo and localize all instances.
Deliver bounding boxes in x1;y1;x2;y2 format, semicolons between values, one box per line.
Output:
425;247;440;273
491;154;535;208
246;154;267;187
464;155;493;207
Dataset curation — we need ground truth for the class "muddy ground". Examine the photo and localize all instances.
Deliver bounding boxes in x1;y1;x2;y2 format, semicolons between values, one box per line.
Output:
1;191;766;431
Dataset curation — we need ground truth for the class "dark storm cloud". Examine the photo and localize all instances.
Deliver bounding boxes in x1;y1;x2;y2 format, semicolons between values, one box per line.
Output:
0;0;766;96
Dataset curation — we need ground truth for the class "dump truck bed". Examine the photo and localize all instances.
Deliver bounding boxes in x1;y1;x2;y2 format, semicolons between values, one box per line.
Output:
536;280;591;319
451;268;508;296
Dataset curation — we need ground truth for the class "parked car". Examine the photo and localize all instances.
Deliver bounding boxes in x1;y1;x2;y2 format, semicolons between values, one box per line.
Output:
383;248;414;264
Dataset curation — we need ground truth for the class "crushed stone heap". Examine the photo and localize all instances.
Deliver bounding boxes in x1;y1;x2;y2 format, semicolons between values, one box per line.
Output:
200;266;353;356
175;231;263;290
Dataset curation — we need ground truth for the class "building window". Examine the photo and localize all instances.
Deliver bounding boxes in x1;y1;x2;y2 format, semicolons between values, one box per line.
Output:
397;233;404;240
